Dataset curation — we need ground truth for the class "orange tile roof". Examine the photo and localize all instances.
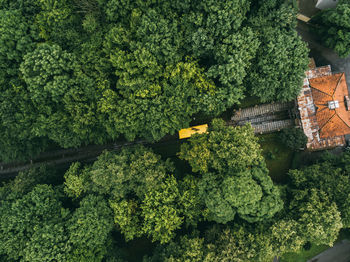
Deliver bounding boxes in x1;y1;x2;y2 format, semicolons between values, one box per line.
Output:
309;73;350;139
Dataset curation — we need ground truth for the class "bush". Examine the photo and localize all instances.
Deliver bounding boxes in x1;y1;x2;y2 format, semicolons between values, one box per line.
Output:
279;128;307;151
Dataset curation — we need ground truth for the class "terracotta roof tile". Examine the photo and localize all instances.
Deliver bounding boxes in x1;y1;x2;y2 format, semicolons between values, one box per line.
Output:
308;73;350;139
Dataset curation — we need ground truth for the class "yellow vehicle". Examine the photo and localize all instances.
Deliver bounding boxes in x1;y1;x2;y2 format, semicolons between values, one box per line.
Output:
178;124;208;139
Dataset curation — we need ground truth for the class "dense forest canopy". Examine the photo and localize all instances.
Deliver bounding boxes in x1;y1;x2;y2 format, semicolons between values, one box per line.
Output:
0;0;324;261
0;0;309;162
310;0;350;58
2;134;350;261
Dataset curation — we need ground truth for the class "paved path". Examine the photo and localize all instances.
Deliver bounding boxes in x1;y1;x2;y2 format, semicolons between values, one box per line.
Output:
307;240;350;262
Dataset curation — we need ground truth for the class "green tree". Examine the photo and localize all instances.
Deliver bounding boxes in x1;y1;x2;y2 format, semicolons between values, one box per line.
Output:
21;221;70;262
0;184;70;261
179;119;263;174
141;175;185;244
289;189;342;246
0;9;36;83
199;167;283;224
0;7;46;162
36;0;81;49
182;1;260;112
67;195;114;261
288;158;350;227
247;1;309;102
20;43;106;148
101;12;217;141
0;167;125;261
148;234;214;262
310;1;350;58
269;219;305;256
279;128;308;151
180;119;282;224
247;27;309;102
64;146;202;243
205;225;275;262
0;84;49;162
71;146;173;199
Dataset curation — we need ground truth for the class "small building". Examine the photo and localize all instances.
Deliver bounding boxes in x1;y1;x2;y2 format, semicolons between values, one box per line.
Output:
178;124;208;139
297;65;350;150
316;0;338;10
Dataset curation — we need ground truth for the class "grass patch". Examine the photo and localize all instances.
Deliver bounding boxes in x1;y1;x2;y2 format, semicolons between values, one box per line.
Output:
258;132;294;183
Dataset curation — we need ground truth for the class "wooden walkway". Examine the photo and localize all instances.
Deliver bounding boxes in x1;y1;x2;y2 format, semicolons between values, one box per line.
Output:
231;102;293;121
230;102;295;134
254;119;294;134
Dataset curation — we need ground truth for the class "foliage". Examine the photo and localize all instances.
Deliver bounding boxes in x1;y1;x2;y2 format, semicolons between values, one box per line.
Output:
205;224;275;262
179;119;263;173
311;2;350;58
288;155;350;227
64;146;202;243
247;0;309;102
36;0;81;49
269;219;305;255
101;15;217;140
148;234;213;262
0;167;125;261
289;189;342;246
247;27;309;102
0;0;308;162
141;176;184;244
0;9;36;82
20;43;106;148
67;195;114;261
279;128;308;151
199;167;283;224
180;119;282;224
0;184;70;261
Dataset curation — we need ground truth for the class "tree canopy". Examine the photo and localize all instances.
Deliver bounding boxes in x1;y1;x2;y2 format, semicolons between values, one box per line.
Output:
0;0;320;261
0;0;309;162
246;0;309;102
179;119;283;224
64;146;202;244
310;0;350;58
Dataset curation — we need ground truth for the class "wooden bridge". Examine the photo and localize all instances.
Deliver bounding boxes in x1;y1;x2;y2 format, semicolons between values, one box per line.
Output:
229;102;295;134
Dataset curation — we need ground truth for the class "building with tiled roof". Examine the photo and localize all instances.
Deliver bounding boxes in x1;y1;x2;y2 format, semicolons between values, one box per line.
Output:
297;64;350;150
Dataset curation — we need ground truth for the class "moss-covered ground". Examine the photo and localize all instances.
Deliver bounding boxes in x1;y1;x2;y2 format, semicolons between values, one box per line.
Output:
258;132;295;184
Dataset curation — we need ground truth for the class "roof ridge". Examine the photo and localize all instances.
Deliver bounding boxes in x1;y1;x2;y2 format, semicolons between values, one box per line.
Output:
318;112;336;133
335;109;350;128
310;85;333;98
332;73;344;98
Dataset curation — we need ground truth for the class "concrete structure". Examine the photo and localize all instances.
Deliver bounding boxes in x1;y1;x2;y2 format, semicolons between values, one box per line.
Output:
316;0;339;10
297;65;350;150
